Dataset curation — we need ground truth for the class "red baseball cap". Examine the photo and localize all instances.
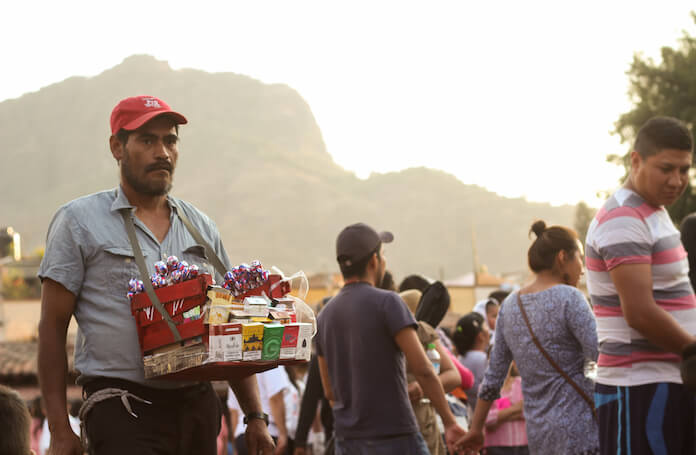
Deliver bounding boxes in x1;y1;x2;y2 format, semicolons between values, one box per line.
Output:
110;95;187;134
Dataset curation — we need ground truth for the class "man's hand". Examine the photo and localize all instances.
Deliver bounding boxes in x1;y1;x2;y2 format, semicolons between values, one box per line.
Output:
47;428;83;455
274;433;288;455
444;422;467;454
455;426;484;454
407;381;423;402
245;419;275;455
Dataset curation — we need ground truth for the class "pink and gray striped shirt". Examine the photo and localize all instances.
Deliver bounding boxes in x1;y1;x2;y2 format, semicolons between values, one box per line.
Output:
585;188;696;386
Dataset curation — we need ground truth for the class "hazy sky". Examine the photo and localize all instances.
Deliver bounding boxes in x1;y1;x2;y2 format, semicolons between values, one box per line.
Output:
3;1;694;206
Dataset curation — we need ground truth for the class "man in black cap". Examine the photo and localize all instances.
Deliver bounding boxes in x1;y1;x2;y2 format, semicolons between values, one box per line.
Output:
315;223;466;454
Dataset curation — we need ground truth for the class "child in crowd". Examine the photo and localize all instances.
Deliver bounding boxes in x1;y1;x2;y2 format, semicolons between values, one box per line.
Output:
453;312;490;410
484;362;528;455
0;384;35;455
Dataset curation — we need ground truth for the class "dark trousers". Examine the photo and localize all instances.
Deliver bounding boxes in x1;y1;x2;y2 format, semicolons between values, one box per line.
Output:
596;382;695;455
83;378;221;455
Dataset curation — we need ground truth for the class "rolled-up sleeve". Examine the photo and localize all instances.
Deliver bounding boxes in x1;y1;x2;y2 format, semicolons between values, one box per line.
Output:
38;206;85;297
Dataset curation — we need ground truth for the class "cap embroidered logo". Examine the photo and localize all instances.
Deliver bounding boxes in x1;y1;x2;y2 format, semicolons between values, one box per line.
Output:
144;98;162;108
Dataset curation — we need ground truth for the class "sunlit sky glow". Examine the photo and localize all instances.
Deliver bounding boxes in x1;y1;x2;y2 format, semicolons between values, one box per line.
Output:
3;1;695;207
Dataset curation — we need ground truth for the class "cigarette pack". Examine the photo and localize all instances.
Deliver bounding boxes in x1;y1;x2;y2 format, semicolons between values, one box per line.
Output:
279;324;299;360
262;324;284;361
295;323;312;361
242;322;264;361
209;323;243;362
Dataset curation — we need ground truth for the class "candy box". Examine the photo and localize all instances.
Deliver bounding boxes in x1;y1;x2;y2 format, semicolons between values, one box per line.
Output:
262;324;284;360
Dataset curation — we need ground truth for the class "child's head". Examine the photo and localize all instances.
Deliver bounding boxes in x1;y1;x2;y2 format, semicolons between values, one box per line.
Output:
453;312;489;355
0;385;33;455
484;299;500;331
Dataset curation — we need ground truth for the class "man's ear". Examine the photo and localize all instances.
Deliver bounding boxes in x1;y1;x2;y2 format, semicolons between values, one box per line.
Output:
630;150;642;174
110;135;124;162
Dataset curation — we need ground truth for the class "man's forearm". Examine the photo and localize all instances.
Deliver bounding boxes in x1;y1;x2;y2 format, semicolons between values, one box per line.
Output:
228;374;264;415
625;300;694;354
38;319;72;435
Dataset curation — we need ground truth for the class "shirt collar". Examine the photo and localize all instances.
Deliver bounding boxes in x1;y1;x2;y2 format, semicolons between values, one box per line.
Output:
110;186;134;213
110;185;178;217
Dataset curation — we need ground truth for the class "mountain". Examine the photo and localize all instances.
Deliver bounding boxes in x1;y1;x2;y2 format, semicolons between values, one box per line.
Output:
0;55;574;281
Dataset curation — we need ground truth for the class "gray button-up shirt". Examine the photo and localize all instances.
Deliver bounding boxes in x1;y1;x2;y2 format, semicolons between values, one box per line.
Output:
39;187;232;386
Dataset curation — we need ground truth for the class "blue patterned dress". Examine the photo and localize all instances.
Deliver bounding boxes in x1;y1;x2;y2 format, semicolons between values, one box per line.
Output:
478;285;599;454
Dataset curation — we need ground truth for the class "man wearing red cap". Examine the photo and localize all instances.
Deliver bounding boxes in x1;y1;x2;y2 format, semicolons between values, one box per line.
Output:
38;95;275;454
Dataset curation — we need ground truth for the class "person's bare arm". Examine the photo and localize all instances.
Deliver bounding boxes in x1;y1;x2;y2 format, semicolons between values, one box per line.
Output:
38;278;82;455
395;327;466;453
317;355;334;404
435;340;460;393
611;263;695;353
228;375;275;454
456;398;493;451
269;391;287;455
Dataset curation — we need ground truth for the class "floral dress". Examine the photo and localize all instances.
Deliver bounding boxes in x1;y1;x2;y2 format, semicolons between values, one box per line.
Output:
478;285;599;455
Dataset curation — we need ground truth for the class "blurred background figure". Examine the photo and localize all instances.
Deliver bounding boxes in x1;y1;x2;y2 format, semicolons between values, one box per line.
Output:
458;220;598;454
0;384;35;455
452;312;490;410
483;362;528;455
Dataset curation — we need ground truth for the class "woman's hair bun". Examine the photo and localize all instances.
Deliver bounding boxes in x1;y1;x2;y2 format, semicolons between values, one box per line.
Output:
530;220;546;238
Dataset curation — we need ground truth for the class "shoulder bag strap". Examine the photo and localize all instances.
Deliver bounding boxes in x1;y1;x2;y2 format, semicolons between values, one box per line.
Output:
170;199;228;277
119;209;182;342
516;292;597;420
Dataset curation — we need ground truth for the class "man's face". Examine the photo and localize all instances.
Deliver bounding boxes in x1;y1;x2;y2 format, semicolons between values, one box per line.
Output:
631;148;692;207
116;116;179;196
374;244;387;287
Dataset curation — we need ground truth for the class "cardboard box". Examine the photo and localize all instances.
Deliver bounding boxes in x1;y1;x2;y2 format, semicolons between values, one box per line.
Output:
295;323;312;361
242;322;264;361
209;323;243;362
262;324;284;360
279;324;299;359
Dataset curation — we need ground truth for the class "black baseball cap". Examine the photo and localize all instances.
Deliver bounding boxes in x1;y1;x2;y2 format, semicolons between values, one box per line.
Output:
336;223;394;268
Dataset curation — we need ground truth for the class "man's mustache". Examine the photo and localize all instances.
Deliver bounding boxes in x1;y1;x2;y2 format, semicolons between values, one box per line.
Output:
145;162;173;173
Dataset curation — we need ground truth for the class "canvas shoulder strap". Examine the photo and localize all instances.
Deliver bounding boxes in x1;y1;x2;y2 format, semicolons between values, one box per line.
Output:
170;199;227;277
119;209;181;342
515;292;597;420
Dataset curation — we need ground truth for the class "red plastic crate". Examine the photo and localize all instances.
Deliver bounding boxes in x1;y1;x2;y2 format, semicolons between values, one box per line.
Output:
130;273;292;354
130;274;213;354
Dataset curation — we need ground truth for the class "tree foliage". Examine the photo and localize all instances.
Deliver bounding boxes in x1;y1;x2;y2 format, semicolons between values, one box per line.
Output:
574;202;596;244
613;12;696;223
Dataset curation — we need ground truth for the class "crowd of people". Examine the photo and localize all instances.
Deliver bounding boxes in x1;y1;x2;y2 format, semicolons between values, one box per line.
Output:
1;95;695;455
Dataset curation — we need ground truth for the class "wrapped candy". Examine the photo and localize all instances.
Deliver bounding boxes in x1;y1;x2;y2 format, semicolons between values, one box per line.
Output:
166;255;180;273
154;261;168;276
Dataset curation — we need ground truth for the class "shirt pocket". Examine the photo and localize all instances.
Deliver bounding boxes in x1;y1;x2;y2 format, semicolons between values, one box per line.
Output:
103;246;147;297
181;244;216;278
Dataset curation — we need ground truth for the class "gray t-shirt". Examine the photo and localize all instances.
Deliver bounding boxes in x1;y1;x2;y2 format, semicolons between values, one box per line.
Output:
316;282;419;439
38;187;231;387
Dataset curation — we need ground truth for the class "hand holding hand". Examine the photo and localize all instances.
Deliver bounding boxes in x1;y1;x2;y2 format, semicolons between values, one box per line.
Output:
455;427;484;455
444;422;468;454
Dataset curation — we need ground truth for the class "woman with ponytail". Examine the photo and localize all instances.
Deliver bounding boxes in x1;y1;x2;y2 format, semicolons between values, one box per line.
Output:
457;221;599;455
